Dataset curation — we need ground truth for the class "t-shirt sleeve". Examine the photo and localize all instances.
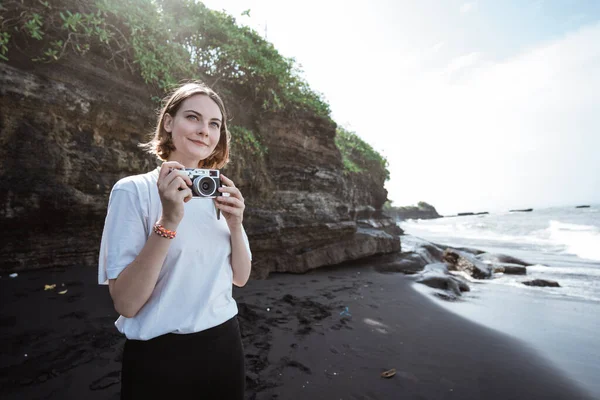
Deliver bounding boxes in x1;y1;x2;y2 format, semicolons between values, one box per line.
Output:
98;185;148;285
242;225;252;261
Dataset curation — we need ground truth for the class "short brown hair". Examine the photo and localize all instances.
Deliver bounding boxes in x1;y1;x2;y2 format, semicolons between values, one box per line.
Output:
141;81;230;169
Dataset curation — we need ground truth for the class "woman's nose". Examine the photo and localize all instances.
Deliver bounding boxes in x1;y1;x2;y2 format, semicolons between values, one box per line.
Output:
197;122;209;135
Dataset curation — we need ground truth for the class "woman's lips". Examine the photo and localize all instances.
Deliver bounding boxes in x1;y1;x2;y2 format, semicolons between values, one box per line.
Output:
189;138;208;147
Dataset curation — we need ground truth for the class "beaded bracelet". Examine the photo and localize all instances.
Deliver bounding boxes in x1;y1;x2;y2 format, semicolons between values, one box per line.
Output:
153;223;176;239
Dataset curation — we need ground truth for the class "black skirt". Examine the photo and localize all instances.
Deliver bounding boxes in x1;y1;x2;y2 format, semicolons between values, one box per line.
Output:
120;316;245;399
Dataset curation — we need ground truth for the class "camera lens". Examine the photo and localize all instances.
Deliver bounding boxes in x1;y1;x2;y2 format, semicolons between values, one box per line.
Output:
193;176;216;196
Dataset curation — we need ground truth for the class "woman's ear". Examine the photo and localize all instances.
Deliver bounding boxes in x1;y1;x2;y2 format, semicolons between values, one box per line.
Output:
164;113;173;132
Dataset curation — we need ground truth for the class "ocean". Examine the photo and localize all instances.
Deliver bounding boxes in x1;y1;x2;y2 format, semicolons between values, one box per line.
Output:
398;205;600;398
400;205;600;303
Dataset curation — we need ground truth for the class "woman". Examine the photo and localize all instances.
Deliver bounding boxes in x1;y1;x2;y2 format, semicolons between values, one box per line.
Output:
98;82;252;399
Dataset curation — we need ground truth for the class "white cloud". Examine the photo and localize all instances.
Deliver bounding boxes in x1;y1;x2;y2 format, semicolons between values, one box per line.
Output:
532;0;545;12
430;41;446;54
443;51;483;76
199;0;600;214
383;22;600;213
460;1;478;14
399;41;447;70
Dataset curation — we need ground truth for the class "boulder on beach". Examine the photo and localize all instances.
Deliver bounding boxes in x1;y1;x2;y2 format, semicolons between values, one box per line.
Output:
419;243;446;261
454;246;486;256
454;212;488;217
476;253;533;267
442;249;493;279
431;242;485;256
417;275;470;296
434;292;461;301
522;279;560;288
498;264;527;275
375;240;447;274
374;252;429;274
414;263;471;301
383;201;442;221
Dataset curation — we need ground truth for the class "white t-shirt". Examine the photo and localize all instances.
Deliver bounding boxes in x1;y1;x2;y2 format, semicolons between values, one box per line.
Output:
98;168;251;341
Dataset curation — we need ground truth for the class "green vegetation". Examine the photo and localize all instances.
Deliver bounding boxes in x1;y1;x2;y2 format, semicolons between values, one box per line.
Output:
384;200;438;216
383;200;394;211
1;0;388;180
335;126;390;180
228;125;266;158
394;201;435;211
0;0;329;116
390;201;433;210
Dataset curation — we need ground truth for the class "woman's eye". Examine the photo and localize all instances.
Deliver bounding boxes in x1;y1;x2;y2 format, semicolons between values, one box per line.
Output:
210;122;220;128
186;115;198;121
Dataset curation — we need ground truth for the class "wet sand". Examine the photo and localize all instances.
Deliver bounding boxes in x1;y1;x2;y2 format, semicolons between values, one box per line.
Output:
0;260;593;399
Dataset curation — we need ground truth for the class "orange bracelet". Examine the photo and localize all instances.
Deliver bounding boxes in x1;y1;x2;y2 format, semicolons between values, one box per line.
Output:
153;223;176;239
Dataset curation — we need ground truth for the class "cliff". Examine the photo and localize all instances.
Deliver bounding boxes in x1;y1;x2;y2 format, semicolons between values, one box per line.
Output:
0;56;400;278
384;201;442;221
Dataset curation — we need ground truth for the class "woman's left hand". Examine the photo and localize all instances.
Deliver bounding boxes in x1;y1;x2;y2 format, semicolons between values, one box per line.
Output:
215;174;245;229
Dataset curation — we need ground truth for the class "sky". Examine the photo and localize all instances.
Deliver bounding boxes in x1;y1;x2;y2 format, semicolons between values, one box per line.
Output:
201;0;600;215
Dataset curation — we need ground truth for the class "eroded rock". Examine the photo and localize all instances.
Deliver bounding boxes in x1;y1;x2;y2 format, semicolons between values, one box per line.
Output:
375;252;429;274
442;249;492;279
476;253;533;267
522;279;560;288
498;264;527;275
0;57;400;277
417;276;470;295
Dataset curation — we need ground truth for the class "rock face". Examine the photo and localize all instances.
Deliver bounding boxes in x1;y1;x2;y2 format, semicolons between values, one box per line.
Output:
476;253;533;267
384;201;441;221
442;249;492;279
388;236;554;302
415;262;471;301
374;252;431;275
497;264;527;275
0;57;400;277
523;280;560;288
417;275;470;296
455;212;488;217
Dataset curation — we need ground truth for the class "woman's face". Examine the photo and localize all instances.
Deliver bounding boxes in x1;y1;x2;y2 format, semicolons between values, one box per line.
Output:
164;94;223;168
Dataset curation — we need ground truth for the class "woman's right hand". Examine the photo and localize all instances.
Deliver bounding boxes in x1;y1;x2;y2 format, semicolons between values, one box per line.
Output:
157;161;193;228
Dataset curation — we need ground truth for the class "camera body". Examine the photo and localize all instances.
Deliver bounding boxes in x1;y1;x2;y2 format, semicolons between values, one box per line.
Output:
176;168;221;198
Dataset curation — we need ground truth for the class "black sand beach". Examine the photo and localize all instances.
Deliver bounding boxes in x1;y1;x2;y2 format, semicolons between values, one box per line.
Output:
0;261;593;400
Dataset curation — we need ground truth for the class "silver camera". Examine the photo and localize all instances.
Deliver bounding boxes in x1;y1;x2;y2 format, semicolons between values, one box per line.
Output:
176;168;221;198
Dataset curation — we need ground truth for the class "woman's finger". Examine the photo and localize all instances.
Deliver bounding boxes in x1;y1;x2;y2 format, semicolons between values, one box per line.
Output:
219;174;236;188
166;169;192;187
159;170;181;190
215;203;242;216
158;163;191;190
218;186;244;202
172;169;193;186
216;196;244;209
178;187;193;203
165;176;188;198
159;161;185;181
